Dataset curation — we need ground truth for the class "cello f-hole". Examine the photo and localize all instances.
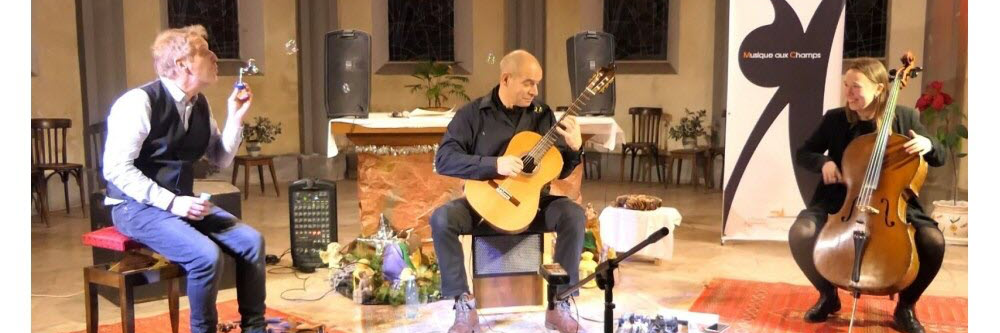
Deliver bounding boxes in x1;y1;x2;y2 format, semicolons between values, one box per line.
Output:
842;197;859;223
882;198;895;227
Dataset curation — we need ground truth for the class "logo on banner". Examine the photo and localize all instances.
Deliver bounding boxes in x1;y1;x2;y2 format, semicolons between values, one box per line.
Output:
723;0;845;231
742;51;823;59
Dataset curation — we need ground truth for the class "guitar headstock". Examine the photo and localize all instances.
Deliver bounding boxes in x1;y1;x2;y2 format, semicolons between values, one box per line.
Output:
889;51;922;88
585;64;616;95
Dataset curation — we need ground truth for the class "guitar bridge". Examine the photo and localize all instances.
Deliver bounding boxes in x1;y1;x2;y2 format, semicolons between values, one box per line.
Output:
487;180;521;206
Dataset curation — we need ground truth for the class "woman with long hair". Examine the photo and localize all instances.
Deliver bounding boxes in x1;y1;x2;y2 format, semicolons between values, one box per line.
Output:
788;58;948;333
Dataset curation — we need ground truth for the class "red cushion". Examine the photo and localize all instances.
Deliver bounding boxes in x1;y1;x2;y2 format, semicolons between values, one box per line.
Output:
82;227;143;252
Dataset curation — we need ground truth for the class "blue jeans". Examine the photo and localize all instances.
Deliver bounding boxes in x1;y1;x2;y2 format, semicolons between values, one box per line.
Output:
111;199;267;333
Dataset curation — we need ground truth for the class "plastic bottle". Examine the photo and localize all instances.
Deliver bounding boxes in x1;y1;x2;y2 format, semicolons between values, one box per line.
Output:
403;277;419;320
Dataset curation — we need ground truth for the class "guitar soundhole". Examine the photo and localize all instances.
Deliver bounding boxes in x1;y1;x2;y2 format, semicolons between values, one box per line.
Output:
521;156;537;174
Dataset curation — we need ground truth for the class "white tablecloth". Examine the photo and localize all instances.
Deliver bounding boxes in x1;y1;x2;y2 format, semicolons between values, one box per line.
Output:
599;207;682;261
327;112;624;157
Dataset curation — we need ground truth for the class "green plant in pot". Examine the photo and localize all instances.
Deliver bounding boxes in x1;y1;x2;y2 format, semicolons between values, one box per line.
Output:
405;60;470;111
916;80;967;244
241;116;282;157
668;109;709;149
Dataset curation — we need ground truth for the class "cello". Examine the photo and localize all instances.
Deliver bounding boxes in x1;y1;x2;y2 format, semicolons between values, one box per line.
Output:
812;52;925;331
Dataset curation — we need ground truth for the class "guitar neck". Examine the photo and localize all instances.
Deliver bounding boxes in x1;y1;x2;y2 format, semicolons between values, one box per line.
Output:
531;90;593;156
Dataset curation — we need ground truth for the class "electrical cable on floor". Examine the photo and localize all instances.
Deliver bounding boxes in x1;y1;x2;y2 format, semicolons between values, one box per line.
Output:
31;291;84;298
279;268;337;302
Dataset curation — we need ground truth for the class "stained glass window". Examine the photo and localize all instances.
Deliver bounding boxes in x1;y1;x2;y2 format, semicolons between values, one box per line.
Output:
388;0;455;61
844;0;888;59
167;0;240;59
603;0;669;61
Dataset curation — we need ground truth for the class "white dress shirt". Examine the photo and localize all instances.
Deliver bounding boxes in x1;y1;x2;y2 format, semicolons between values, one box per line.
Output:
103;77;243;209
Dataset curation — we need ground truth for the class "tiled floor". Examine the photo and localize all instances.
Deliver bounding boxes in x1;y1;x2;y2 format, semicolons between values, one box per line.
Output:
30;179;968;332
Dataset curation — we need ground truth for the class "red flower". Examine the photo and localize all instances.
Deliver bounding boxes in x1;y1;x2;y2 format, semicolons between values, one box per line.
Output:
929;81;943;92
916;94;932;111
915;80;952;111
932;94;946;109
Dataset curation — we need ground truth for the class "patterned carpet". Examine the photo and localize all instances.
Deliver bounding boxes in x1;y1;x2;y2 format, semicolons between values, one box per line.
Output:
64;299;343;333
689;278;968;333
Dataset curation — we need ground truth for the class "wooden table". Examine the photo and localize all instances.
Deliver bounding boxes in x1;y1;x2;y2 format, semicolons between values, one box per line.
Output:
231;155;279;200
669;148;713;189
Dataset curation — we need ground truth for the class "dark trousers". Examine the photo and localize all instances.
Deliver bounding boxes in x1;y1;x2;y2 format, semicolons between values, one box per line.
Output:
430;195;586;299
110;199;267;333
788;207;946;305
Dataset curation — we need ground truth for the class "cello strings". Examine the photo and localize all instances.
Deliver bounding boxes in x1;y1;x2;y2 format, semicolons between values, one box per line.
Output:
859;82;897;207
858;76;902;209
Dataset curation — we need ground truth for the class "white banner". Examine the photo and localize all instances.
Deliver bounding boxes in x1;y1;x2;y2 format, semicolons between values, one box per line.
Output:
723;0;845;242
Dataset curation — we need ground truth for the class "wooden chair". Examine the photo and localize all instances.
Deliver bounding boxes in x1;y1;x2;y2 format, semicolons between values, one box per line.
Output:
620;107;668;183
82;227;183;333
32;118;86;215
31;166;50;226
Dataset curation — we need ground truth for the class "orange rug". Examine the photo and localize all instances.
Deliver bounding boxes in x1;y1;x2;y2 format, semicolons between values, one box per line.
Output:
66;299;346;333
689;279;967;333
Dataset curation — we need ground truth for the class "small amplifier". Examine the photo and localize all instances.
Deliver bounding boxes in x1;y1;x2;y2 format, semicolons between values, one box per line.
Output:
288;179;337;272
472;233;543;277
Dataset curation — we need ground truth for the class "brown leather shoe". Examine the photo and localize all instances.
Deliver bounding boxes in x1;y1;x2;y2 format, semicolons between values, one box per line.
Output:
448;294;481;333
545;299;586;333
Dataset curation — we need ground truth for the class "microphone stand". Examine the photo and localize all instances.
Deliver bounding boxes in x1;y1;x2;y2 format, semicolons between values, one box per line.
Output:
552;226;671;333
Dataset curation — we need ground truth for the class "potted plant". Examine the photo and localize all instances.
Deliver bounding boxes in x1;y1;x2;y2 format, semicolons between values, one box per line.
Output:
405;60;470;110
241;116;283;157
916;80;968;244
668;109;709;149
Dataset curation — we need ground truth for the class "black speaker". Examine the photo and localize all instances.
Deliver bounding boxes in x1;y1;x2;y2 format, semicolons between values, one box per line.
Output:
325;29;371;118
566;31;616;116
288;179;338;272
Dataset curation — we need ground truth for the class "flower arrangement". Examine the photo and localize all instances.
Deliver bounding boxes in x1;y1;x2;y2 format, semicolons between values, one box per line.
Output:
916;80;967;204
242;116;283;144
325;216;442;305
668;109;709;147
241;116;282;157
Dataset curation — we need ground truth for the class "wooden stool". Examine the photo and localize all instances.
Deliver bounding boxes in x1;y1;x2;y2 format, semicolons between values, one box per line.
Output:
82;227;184;333
668;148;712;188
231;155;280;200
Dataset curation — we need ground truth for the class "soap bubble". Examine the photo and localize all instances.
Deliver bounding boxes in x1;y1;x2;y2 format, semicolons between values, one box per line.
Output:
285;39;299;55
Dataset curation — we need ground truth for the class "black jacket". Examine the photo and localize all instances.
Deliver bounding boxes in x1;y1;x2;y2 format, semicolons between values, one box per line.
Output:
435;85;583;181
795;106;946;215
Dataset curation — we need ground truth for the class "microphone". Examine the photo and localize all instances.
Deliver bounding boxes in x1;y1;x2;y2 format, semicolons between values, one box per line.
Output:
648;227;670;243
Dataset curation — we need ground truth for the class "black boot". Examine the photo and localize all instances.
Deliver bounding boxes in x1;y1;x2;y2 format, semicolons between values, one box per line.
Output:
893;302;925;333
803;292;841;323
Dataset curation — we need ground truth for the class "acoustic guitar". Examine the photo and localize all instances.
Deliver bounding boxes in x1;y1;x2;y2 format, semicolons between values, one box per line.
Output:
464;65;615;234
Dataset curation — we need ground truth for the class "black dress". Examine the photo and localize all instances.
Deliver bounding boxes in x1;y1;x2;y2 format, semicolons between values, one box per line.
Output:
794;105;947;227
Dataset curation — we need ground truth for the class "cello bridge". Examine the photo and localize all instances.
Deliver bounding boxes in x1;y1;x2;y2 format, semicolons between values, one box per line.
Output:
858;205;880;215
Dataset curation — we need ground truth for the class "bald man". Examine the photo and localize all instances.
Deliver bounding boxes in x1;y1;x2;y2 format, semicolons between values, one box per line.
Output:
431;50;587;333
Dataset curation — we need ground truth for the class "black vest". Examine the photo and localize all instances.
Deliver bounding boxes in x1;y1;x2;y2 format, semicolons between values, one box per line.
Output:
106;80;211;200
